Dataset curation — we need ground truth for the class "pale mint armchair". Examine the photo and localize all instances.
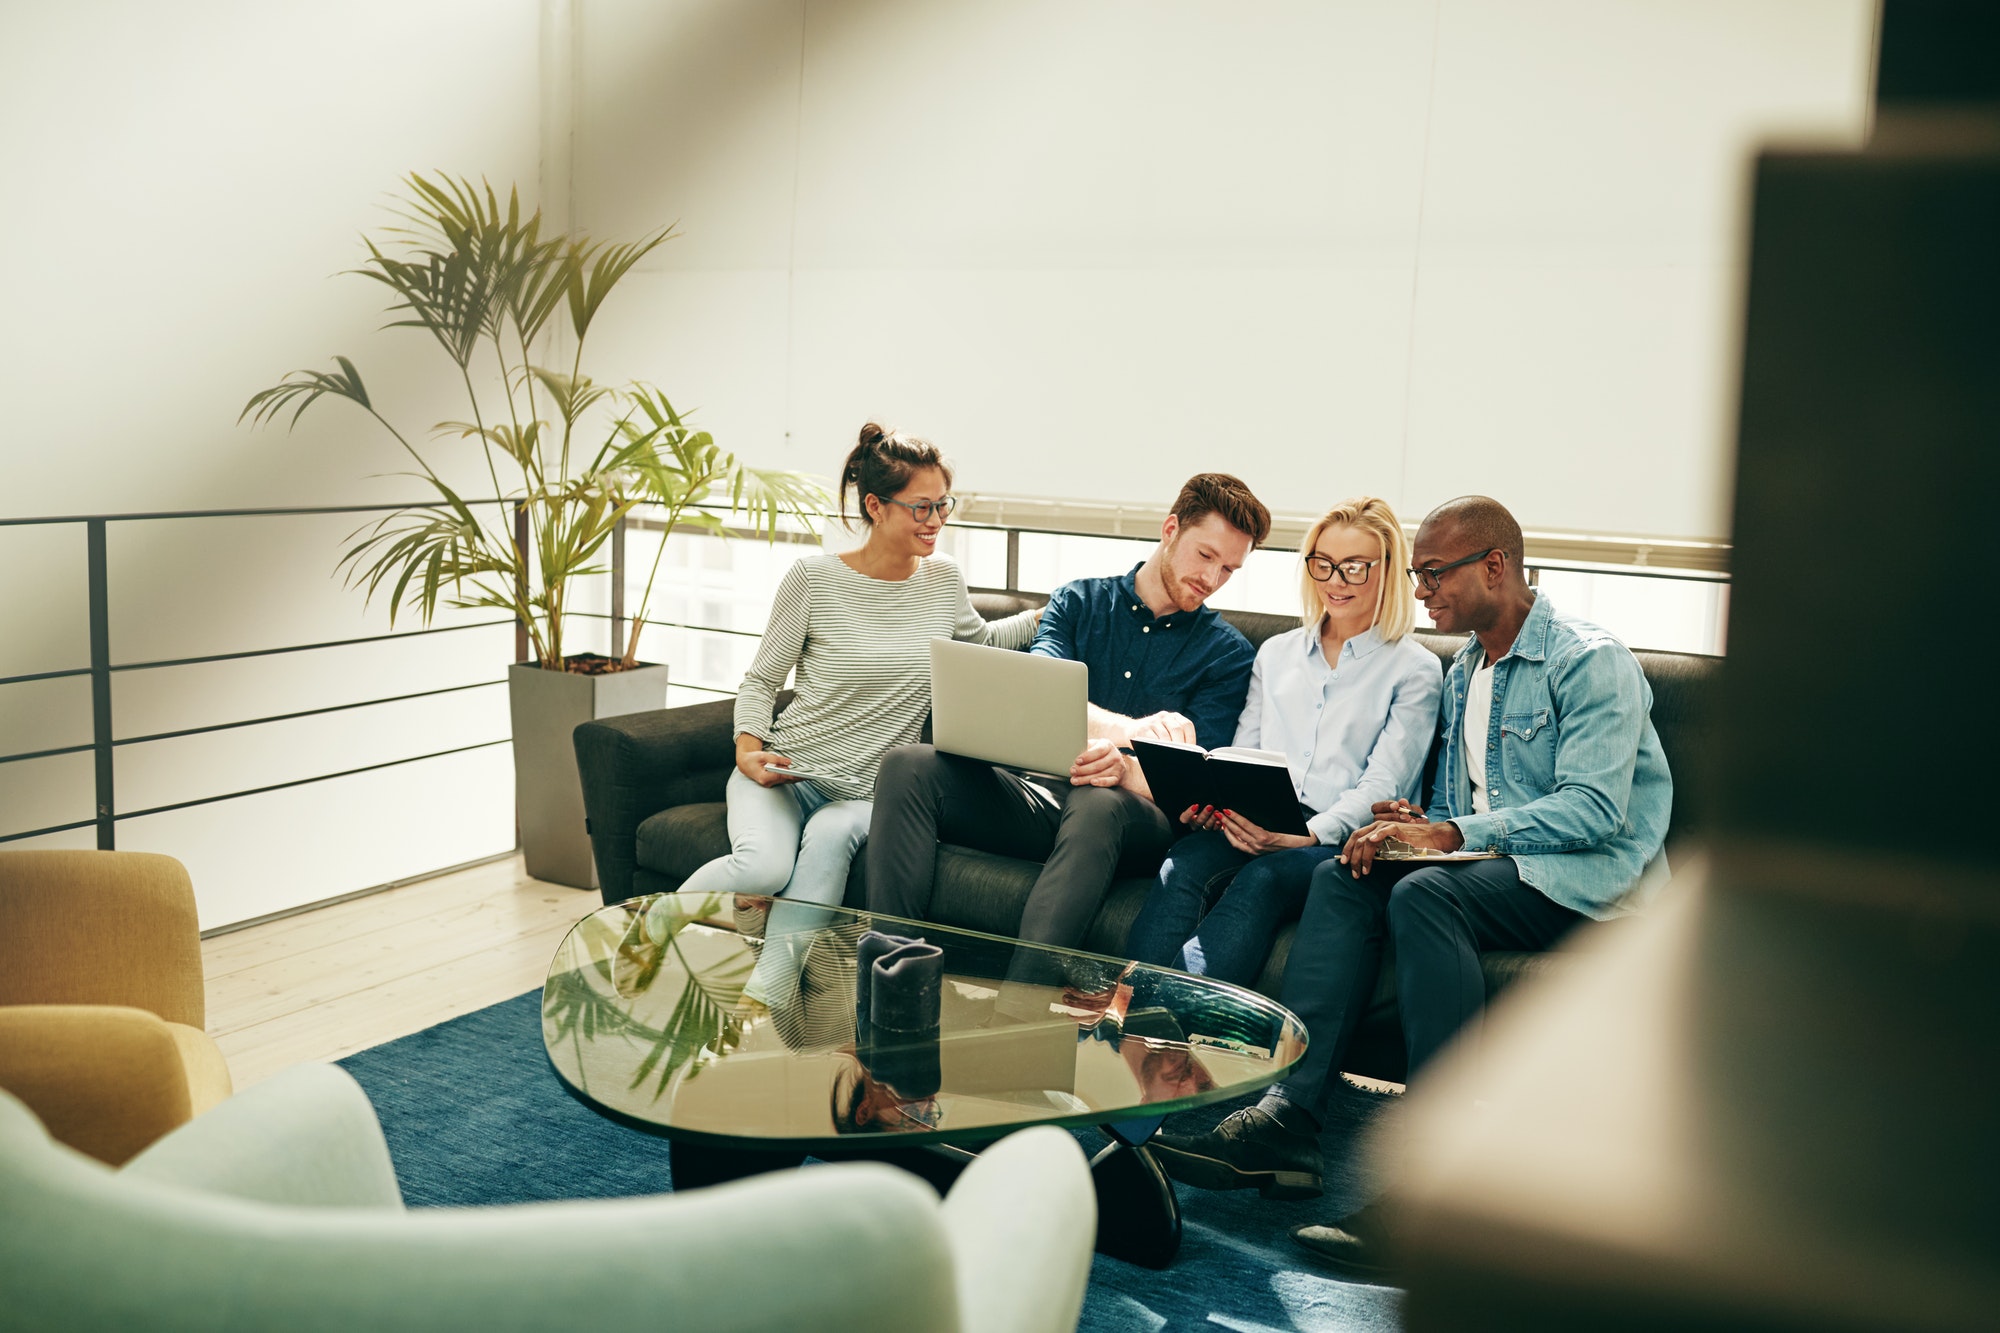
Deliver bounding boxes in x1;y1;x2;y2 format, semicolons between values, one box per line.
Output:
0;1064;1096;1333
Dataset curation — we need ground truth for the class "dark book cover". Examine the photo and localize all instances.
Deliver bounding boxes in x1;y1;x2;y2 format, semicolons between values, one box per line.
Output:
1131;739;1311;836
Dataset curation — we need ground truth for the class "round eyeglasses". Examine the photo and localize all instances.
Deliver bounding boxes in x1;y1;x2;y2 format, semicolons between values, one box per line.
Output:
1305;554;1380;586
877;494;957;522
1406;548;1496;593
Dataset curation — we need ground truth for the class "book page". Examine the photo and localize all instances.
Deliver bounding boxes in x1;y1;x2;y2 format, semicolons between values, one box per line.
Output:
1135;738;1206;754
1210;747;1288;766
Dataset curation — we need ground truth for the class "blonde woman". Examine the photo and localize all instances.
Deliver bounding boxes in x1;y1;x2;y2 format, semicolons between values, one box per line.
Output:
1126;497;1442;985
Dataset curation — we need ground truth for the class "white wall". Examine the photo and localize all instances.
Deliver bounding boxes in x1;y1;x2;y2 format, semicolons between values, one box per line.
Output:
576;0;1875;542
0;0;1873;924
0;1;545;926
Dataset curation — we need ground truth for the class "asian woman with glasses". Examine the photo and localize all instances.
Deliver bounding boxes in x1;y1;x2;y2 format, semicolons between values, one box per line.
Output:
665;423;1039;953
1125;496;1443;986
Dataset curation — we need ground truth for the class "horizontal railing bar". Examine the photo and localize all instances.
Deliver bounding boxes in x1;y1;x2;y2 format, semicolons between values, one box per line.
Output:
564;611;763;640
114;738;510;822
0;817;99;845
621;514;822;546
0;500;509;528
0;816;97;836
0;743;94;767
622;512;1731;584
113;679;507;748
667;681;735;697
0;667;92;687
110;619;514;674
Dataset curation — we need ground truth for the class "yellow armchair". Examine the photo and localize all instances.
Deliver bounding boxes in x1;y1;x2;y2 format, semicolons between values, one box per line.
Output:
0;851;232;1163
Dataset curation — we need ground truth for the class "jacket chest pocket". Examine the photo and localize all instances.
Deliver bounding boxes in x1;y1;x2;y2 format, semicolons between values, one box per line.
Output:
1499;707;1556;789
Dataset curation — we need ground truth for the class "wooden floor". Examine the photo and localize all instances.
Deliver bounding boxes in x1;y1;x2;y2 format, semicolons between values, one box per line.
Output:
202;855;599;1089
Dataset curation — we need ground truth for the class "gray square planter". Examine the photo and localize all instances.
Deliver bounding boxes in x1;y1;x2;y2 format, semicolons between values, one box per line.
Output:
509;659;670;889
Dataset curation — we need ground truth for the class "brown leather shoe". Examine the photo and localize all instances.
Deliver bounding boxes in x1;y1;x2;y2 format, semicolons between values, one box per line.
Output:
1149;1105;1323;1199
1290;1201;1400;1280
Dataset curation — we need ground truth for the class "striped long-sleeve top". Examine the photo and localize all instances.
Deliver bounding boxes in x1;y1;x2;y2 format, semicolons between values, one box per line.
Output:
733;554;1039;800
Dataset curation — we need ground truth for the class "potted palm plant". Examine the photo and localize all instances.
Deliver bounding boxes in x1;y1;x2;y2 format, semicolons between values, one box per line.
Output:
244;173;826;888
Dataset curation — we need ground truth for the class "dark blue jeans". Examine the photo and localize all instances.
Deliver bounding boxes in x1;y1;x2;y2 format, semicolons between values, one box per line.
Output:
1273;854;1584;1113
1125;830;1345;987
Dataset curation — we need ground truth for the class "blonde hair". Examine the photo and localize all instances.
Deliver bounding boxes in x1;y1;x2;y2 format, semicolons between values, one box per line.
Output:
1296;497;1415;642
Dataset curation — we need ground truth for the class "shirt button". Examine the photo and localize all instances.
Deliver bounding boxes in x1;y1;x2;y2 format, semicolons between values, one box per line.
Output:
1124;671;1132;679
1142;626;1149;634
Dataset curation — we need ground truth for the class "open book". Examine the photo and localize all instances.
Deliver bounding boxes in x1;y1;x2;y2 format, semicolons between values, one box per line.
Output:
1130;740;1310;836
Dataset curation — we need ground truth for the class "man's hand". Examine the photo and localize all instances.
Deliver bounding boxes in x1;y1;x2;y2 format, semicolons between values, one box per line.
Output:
1070;738;1128;787
1129;711;1197;745
1214;809;1315;856
1369;799;1428;825
1340;816;1465;875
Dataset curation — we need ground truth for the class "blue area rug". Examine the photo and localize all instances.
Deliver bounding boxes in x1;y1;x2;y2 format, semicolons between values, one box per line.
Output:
339;989;1403;1332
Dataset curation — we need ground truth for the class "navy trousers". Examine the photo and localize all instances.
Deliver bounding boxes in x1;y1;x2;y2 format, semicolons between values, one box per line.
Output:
1274;855;1585;1112
1125;830;1344;987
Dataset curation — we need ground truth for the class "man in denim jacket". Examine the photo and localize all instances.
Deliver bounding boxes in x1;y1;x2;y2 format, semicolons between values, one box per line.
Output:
1152;496;1672;1270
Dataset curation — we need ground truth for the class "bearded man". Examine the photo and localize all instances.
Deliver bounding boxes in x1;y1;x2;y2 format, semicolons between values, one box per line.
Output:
866;473;1268;950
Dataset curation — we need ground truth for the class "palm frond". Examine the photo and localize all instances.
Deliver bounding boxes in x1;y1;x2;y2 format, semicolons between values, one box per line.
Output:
566;225;676;341
527;367;612;428
240;356;371;429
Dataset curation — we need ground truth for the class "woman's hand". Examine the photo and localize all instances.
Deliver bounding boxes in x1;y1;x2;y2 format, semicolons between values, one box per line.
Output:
1214;809;1315;855
1179;804;1223;831
735;733;798;787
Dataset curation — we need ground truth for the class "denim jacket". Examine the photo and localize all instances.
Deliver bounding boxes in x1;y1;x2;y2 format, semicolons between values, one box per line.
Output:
1430;592;1673;919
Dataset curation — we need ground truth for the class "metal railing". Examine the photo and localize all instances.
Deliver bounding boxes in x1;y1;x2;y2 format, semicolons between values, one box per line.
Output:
0;502;516;848
1;500;1732;848
605;512;1733;701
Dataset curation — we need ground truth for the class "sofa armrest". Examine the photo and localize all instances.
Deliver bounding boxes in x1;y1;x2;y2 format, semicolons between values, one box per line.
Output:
0;851;207;1027
575;695;782;904
122;1063;403;1210
13;1149;964;1333
0;1005;193;1166
942;1125;1095;1333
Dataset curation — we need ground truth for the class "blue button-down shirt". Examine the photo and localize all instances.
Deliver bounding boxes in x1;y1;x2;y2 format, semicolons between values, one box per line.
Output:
1030;564;1254;751
1431;591;1674;920
1237;624;1443;846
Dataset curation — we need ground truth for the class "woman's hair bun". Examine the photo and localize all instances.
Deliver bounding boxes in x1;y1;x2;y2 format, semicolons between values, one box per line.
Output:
837;421;952;529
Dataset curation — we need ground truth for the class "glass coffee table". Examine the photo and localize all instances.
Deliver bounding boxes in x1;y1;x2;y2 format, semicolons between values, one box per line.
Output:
542;892;1307;1268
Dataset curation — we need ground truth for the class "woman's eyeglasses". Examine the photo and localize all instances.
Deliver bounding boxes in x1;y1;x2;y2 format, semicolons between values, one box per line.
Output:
878;495;956;522
1406;548;1496;593
1305;554;1380;586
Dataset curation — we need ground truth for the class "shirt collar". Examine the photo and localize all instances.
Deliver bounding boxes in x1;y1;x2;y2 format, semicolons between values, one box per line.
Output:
1115;562;1210;630
1510;590;1554;662
1451;589;1555;670
1306;622;1386;665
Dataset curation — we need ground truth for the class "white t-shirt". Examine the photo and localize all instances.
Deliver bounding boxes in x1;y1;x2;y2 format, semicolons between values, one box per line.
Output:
1463;657;1496;816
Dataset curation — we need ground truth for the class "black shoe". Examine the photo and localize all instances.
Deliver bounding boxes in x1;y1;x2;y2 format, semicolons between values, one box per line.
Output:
1290;1201;1400;1280
1149;1105;1323;1199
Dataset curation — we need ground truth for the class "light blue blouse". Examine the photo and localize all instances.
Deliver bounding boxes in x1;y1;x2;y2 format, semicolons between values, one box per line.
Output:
1234;624;1444;846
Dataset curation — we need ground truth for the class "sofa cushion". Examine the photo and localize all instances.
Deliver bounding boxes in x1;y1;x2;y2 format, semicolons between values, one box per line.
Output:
635;803;728;885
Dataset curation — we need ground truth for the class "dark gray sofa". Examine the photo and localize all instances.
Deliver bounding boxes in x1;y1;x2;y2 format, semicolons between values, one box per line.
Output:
574;592;1719;1083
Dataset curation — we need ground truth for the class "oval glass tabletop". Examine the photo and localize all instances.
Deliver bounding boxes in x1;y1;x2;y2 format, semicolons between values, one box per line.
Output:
542;892;1307;1152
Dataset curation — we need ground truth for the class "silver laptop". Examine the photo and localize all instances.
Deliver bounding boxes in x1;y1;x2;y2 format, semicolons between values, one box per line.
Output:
930;639;1088;781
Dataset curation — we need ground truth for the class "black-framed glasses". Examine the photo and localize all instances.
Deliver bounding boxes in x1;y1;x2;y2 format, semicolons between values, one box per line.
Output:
1406;548;1496;593
877;494;957;522
1305;554;1380;586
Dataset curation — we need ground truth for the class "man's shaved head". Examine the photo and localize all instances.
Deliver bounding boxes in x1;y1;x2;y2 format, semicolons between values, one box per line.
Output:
1418;496;1525;568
